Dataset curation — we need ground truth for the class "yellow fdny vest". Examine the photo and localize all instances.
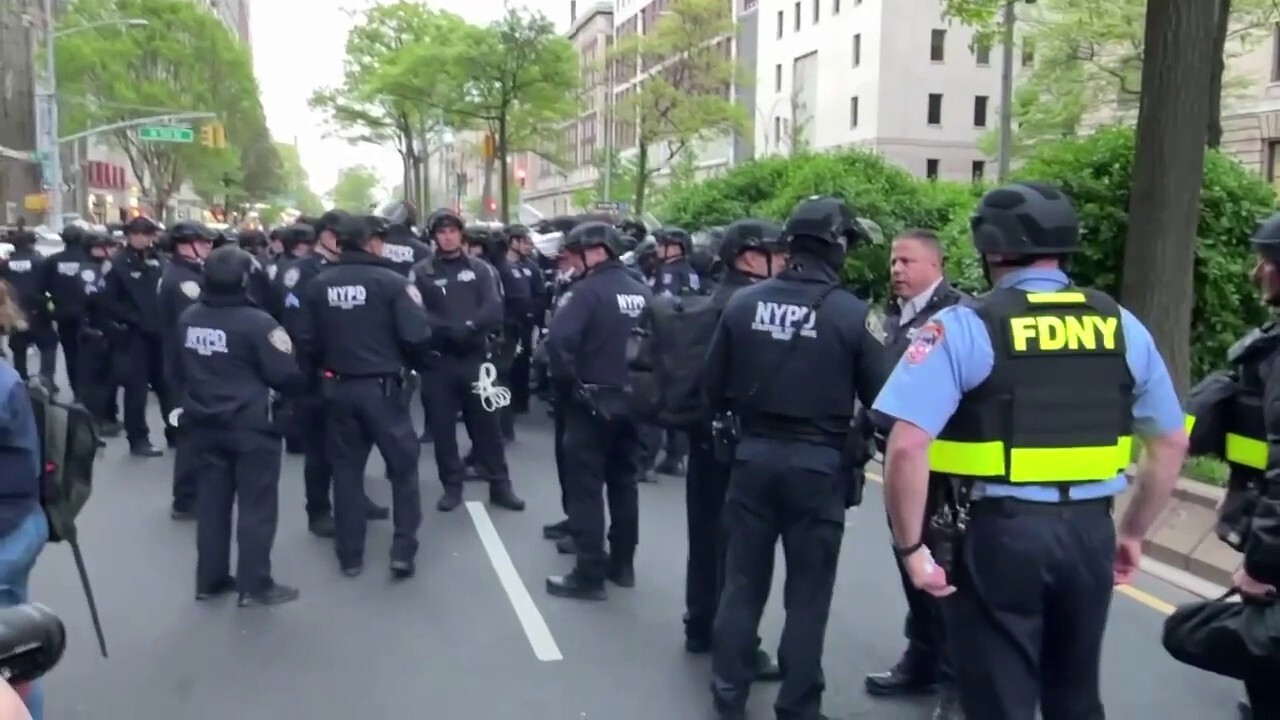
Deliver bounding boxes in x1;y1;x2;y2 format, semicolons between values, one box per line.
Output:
930;287;1135;485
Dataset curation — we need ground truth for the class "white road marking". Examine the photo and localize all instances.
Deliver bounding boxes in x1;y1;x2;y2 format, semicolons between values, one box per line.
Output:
465;501;564;662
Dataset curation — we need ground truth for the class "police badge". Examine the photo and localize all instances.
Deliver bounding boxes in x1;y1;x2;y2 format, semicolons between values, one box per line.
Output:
283;267;300;289
179;280;201;299
268;327;293;353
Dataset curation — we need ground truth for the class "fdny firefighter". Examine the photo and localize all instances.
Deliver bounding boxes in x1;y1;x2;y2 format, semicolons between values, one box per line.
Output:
874;182;1188;720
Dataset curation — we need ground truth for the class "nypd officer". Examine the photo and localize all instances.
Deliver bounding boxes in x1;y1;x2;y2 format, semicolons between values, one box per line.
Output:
874;182;1187;720
539;237;586;552
864;229;966;716
159;221;216;520
77;232;121;431
505;224;543;414
44;223;97;398
101;215;172;457
544;221;650;600
296;213;430;578
704;197;885;720
412;211;525;513
176;246;304;607
375;201;432;275
0;229;55;385
683;220;784;677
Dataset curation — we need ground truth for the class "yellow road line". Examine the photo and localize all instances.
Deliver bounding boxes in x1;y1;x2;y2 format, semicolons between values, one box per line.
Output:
864;471;1175;616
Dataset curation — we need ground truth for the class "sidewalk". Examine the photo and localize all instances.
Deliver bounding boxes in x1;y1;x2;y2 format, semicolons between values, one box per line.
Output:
1116;476;1238;587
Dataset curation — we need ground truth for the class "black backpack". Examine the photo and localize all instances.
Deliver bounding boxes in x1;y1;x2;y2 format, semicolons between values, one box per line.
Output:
627;294;723;428
26;379;108;656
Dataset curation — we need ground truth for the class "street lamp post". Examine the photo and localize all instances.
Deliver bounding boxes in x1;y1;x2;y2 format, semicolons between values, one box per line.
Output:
32;0;147;227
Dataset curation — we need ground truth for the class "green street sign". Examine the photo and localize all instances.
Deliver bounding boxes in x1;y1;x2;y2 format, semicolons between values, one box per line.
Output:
138;126;194;143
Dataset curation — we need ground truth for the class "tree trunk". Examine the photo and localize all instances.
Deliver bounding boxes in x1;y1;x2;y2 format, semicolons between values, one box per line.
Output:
634;142;649;215
1206;0;1231;149
1121;0;1218;399
497;113;511;224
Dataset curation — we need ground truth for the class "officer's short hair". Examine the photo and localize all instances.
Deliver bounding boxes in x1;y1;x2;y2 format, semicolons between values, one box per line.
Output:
894;228;944;260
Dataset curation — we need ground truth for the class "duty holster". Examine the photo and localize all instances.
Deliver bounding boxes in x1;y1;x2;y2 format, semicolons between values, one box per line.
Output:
841;420;875;508
711;412;739;464
924;478;970;575
1218;470;1263;551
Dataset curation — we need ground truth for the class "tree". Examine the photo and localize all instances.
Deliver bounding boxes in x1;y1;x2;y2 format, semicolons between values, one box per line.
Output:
609;0;746;214
312;4;471;214
384;7;579;223
328;165;382;212
274;143;324;215
56;0;271;217
1122;0;1220;398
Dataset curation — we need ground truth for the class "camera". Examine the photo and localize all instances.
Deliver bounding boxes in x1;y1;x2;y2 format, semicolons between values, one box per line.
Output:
0;604;66;684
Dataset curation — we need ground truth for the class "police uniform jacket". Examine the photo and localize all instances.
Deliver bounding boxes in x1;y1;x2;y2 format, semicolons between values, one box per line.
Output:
158;256;205;398
379;226;432;276
703;260;886;445
174;293;304;432
409;253;504;358
43;245;98;321
296;250;432;377
881;279;966;362
651;257;701;296
101;247;164;334
0;246;49;322
546;258;652;389
275;254;327;338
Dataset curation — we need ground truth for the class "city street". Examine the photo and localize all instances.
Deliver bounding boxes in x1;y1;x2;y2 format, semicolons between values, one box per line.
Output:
36;402;1244;719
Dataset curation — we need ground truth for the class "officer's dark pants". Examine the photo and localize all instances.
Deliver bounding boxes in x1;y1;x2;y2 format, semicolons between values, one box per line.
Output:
1246;671;1280;718
663;429;688;465
170;424;200;513
55;318;81;396
76;334;113;423
325;378;421;568
117;332;171;443
685;425;730;644
510;320;533;413
561;402;641;579
422;356;512;494
889;492;952;681
282;397;307;454
300;395;333;520
552;401;569;515
189;427;282;595
638;424;663;468
945;497;1114;720
712;438;845;719
10;322;56;383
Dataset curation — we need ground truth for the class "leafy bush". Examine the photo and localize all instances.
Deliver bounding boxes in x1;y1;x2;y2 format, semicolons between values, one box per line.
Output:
656;128;1277;377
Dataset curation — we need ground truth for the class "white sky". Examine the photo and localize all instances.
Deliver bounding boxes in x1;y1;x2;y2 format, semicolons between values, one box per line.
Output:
249;0;570;200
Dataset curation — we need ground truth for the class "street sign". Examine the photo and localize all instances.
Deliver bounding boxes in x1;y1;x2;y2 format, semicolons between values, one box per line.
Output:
138;126;194;143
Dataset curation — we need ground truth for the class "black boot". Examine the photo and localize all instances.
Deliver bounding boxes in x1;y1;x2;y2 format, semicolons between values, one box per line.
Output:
129;440;162;458
490;486;526;511
308;514;335;538
195;576;235;601
542;519;570;540
238;583;300;607
864;653;939;697
546;571;606;601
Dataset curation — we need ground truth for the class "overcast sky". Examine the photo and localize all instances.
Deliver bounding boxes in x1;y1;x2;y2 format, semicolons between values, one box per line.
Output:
249;0;570;199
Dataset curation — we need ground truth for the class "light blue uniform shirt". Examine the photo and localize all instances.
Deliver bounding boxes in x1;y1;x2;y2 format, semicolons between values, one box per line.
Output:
871;267;1184;502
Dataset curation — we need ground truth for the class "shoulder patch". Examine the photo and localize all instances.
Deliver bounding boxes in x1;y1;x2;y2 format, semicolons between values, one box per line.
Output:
283;267;300;288
905;320;944;364
865;309;888;344
267;264;279;280
268;327;293;353
406;284;423;306
179;280;201;299
101;260;112;275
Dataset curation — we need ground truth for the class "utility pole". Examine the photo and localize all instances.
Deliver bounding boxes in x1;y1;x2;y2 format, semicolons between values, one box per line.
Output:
602;56;615;204
996;0;1022;181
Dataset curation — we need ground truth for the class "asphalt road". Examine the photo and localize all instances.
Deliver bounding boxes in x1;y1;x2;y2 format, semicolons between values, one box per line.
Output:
34;402;1245;719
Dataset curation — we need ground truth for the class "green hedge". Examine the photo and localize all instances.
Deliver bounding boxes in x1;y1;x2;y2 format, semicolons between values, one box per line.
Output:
657;127;1276;379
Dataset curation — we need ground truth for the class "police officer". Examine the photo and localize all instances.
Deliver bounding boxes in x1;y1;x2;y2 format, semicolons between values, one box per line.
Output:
77;232;121;432
543;221;649;600
705;198;885;719
296;213;430;578
653;227;701;296
505;224;542;415
177;246;304;607
863;229;966;717
101;215;173;457
539;237;585;551
413;211;525;514
682;221;786;684
0;229;55;386
873;182;1188;720
159;221;217;519
375;201;432;275
44;223;98;398
271;222;318;452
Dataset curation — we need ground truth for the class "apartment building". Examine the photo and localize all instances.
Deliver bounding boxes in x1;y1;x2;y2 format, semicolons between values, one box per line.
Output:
755;0;1015;181
1221;25;1280;190
0;0;41;224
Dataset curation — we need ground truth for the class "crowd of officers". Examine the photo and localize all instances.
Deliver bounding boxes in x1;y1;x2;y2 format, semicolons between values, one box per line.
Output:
10;177;1280;718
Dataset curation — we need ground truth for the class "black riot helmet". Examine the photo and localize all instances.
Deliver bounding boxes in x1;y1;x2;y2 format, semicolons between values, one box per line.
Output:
504;223;530;241
617;218;647;244
719;219;783;268
282;223;316;247
238;229;268;252
784;196;865;251
656;227;692;255
332;213;371;252
971;182;1081;257
202;246;255;294
364;215;391;240
377;200;417;228
1251;212;1280;263
563;221;622;258
169;220;216;245
427;209;465;236
61;223;86;246
463;224;491;246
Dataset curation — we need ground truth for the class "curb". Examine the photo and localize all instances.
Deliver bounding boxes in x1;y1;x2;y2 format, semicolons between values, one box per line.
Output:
1120;473;1236;588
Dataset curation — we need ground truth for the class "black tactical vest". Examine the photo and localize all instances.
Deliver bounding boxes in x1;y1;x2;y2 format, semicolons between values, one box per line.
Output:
932;287;1134;485
1220;324;1280;473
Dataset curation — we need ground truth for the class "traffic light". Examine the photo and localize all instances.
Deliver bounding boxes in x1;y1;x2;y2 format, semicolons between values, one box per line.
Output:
482;133;495;161
486;197;497;212
212;122;227;149
515;167;526;189
199;124;214;147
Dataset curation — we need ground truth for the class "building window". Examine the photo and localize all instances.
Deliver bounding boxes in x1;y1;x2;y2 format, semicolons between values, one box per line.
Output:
930;29;946;62
812;0;819;23
972;160;986;182
1268;142;1280;192
833;0;840;13
794;1;801;30
927;94;943;125
1272;24;1280;82
776;10;784;38
852;33;861;67
975;39;991;66
974;95;989;127
1022;38;1036;67
775;63;783;92
743;0;758;10
926;159;940;180
850;96;859;128
774;116;782;145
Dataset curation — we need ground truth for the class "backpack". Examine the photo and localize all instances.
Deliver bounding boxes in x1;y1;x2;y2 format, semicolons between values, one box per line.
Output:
627;294;723;428
26;379;109;657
